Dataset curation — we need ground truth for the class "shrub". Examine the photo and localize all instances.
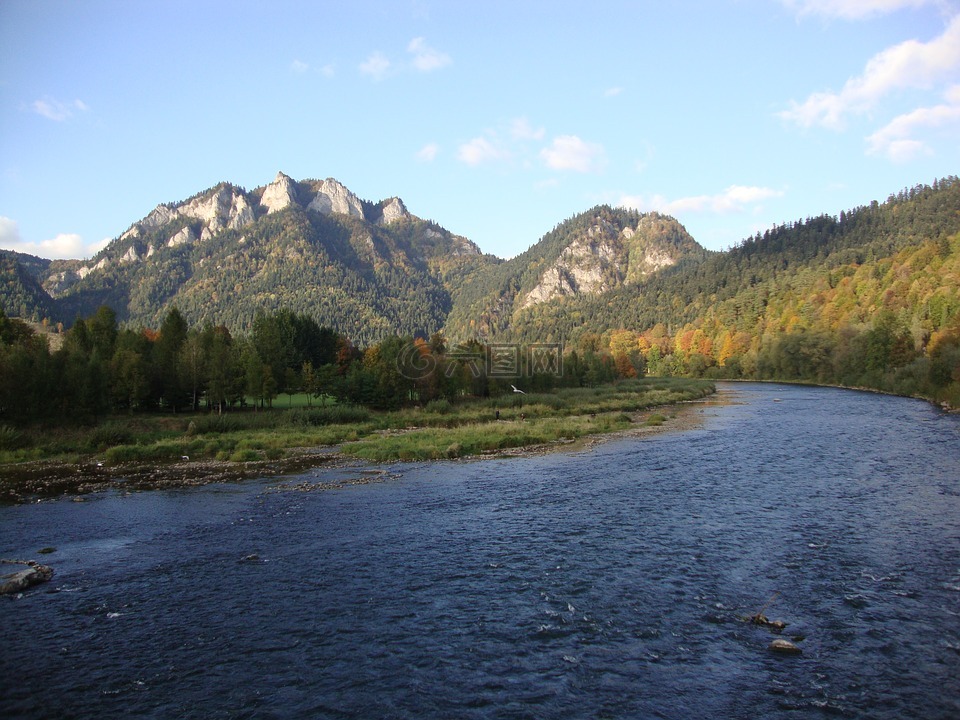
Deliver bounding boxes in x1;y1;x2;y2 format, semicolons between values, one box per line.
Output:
229;449;261;462
425;398;453;414
0;425;25;451
287;405;371;427
87;422;134;451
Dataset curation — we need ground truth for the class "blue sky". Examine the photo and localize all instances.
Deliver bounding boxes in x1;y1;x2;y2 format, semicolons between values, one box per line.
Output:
1;0;958;261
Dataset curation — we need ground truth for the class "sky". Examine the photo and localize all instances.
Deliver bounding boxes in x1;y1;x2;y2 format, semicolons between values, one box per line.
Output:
1;0;958;261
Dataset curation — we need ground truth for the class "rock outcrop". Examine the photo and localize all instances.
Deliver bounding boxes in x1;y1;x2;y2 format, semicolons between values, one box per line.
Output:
259;172;299;214
519;211;696;309
0;560;53;595
307;178;365;218
378;197;408;224
520;217;624;308
167;225;197;248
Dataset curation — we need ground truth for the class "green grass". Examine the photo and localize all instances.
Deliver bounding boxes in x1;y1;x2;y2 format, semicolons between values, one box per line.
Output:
341;413;635;461
0;378;714;467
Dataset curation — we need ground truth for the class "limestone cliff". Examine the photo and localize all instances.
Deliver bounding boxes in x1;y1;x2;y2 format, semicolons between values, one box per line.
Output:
518;211;697;309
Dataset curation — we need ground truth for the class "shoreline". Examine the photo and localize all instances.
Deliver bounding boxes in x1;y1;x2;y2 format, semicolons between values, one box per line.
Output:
0;392;727;504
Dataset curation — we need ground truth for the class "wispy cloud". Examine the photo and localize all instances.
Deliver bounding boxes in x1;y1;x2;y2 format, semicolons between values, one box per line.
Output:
416;142;440;162
407;37;451;72
31;97;89;122
290;59;335;77
619;185;784;216
779;0;935;20
359;51;391;81
540;135;606;173
866;84;960;160
457;136;510;166
779;13;960;129
510;117;545;141
0;216;103;259
604;86;624;97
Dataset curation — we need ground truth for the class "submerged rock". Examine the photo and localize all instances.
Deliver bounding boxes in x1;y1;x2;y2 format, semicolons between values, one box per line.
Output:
769;638;802;655
0;560;54;595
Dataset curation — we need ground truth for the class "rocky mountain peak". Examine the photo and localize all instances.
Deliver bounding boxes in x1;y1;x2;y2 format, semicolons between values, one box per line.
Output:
378;197;409;225
307;178;364;218
259;171;298;214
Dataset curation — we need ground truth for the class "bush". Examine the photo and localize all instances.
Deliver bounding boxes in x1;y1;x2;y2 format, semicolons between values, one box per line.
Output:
287;405;371;427
425;398;453;414
229;449;261;462
87;422;135;451
0;425;25;451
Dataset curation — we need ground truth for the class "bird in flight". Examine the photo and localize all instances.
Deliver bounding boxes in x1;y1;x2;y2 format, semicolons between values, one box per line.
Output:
511;385;526;394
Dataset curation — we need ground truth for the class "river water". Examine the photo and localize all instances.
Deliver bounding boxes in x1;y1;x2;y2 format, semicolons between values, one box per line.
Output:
1;383;958;719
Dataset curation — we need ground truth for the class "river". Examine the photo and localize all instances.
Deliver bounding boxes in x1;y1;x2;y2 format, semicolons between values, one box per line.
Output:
1;383;958;719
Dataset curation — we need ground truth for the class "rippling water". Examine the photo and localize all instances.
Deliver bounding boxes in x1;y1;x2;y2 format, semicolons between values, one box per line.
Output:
2;383;959;719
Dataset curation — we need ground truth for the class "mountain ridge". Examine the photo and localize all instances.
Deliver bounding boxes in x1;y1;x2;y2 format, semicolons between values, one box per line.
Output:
2;174;958;355
0;172;703;343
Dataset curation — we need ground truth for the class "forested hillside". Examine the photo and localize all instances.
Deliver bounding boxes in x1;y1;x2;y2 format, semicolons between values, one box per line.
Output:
2;174;959;410
1;174;498;346
0;251;55;322
495;178;960;404
443;206;706;339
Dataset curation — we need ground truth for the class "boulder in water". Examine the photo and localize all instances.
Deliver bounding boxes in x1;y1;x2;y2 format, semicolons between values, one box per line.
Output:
769;638;802;655
0;561;54;595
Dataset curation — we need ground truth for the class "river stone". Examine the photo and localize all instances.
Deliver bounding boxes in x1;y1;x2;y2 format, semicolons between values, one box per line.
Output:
769;638;802;655
0;563;54;595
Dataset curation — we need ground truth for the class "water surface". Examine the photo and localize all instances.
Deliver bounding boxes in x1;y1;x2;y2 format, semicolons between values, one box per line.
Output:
2;383;958;718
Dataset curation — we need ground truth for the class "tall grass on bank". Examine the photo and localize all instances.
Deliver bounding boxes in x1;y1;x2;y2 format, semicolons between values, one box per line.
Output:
341;413;634;462
0;379;714;466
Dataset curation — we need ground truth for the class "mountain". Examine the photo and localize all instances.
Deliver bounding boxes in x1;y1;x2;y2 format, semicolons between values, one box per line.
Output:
4;173;959;359
5;172;497;345
442;206;707;340
0;250;56;322
497;178;960;348
2;172;706;345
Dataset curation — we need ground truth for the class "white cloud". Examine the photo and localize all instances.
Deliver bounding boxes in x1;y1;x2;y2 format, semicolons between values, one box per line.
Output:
540;135;606;173
780;0;935;19
619;185;784;216
319;63;336;78
866;85;960;160
780;14;960;128
39;233;86;258
0;216;21;247
457;136;510;166
604;87;624;97
0;216;105;259
359;51;391;81
510;116;545;141
416;142;440;162
290;59;309;74
88;237;112;256
407;37;451;72
31;97;89;122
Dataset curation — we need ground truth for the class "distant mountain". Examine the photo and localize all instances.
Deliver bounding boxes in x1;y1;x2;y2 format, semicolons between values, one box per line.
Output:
442;206;707;340
5;172;496;344
0;250;56;322
4;172;958;355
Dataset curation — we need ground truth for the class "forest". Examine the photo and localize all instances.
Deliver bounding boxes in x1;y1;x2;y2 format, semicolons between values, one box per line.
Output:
0;306;627;427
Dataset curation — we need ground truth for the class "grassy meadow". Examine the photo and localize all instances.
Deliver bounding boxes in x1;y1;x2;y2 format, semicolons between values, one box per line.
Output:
0;378;714;468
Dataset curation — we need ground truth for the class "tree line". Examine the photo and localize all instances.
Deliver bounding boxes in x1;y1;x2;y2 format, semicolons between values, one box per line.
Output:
0;306;629;424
